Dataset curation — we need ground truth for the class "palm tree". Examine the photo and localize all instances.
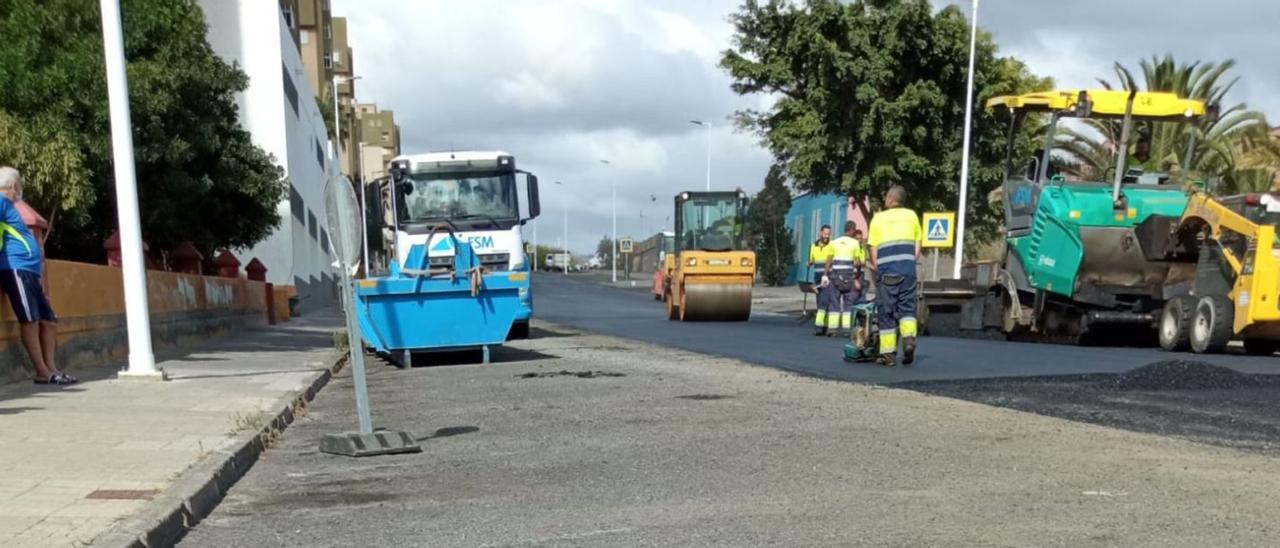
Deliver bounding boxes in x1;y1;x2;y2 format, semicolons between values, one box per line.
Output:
1053;55;1269;190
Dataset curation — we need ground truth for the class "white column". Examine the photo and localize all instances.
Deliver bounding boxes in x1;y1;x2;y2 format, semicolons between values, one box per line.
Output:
102;0;161;379
953;0;979;279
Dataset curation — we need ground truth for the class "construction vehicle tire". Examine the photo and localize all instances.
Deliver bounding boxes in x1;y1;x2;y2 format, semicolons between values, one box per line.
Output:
1158;295;1194;352
1190;295;1233;354
666;290;680;321
1243;339;1278;356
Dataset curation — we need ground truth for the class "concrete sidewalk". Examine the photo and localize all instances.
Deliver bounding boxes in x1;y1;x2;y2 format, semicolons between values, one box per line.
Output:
0;310;343;547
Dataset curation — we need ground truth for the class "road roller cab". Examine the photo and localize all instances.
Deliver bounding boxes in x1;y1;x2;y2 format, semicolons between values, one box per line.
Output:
664;190;755;321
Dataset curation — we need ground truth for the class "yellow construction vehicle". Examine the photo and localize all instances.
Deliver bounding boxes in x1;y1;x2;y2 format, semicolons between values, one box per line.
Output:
663;190;755;321
1158;191;1280;355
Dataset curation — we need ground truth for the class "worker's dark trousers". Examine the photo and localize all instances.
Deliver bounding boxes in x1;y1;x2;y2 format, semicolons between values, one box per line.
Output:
831;270;859;330
814;272;835;329
876;273;918;356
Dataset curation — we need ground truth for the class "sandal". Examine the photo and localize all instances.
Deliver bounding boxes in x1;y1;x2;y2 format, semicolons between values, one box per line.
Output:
33;372;78;385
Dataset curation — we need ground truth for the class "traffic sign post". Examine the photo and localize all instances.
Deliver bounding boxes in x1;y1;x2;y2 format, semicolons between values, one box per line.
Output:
319;175;420;458
619;237;633;281
922;212;956;281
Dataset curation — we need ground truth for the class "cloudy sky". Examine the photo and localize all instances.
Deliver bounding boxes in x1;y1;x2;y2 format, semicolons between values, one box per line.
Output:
333;0;1279;254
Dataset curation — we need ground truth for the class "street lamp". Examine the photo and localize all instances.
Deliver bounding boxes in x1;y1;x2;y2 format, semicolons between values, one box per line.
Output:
601;159;617;282
331;75;362;167
554;181;568;275
953;0;979;279
690;120;712;191
100;0;160;379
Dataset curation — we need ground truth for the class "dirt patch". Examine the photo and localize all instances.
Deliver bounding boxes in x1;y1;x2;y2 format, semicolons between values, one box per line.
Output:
1112;360;1262;391
676;394;733;401
517;370;626;379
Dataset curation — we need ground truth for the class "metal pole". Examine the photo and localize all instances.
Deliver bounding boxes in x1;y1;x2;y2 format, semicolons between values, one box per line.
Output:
563;203;568;275
331;78;341;168
932;248;940;281
705;123;712;192
357;143;369;275
101;0;160;379
602;160;616;283
339;267;373;433
952;0;979;280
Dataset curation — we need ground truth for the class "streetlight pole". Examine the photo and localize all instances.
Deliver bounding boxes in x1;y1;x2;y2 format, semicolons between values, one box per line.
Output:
101;0;160;380
690;120;712;191
953;0;979;279
601;160;616;282
554;181;568;275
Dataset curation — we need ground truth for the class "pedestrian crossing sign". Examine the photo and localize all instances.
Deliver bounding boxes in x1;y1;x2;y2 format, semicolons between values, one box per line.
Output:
922;212;955;248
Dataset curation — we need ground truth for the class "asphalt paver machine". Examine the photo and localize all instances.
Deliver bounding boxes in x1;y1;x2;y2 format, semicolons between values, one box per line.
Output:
923;89;1210;343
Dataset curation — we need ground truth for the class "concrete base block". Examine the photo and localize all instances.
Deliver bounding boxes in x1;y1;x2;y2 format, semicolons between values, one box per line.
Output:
319;430;422;457
117;368;169;381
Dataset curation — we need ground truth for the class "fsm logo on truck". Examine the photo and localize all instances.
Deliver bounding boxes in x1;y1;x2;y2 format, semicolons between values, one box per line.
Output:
430;235;496;253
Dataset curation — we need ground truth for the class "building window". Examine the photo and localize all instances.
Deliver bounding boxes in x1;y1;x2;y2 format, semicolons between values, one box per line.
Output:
282;64;299;116
307;210;319;240
314;138;324;169
322;53;332;69
333;51;341;65
321;230;331;255
281;5;295;29
300;29;310;45
324;23;331;39
290;184;304;223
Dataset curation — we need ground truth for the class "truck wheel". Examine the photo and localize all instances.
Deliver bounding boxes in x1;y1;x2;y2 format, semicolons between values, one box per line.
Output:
1158;296;1194;352
1243;339;1278;356
1190;295;1233;354
508;321;530;341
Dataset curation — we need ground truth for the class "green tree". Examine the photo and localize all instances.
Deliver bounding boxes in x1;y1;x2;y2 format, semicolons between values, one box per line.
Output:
721;0;1050;245
747;164;794;285
595;235;614;268
0;0;286;261
1054;55;1272;192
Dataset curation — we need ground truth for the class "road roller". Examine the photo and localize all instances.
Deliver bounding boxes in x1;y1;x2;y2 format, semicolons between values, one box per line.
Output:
663;190;755;321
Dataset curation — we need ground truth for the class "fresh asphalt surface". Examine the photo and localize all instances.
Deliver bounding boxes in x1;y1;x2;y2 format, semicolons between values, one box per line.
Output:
533;273;1280;384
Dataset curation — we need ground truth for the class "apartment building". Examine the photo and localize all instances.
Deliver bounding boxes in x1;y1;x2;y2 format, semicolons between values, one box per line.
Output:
199;0;337;313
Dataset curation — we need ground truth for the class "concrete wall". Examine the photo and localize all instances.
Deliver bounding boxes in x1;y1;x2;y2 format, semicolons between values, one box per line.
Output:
0;261;271;384
199;0;337;314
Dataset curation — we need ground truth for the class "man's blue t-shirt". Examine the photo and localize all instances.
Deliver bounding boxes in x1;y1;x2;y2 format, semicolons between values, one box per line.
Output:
0;196;42;275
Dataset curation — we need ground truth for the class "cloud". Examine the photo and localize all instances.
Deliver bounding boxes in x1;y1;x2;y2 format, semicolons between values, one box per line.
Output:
333;0;773;253
333;0;1278;253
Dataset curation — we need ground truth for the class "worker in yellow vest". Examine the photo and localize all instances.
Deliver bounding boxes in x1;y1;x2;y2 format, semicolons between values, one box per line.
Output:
867;185;922;367
807;225;835;335
824;220;866;337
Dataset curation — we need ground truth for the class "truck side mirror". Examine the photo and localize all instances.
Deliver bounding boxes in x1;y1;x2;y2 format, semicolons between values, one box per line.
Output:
527;174;541;220
397;181;413;196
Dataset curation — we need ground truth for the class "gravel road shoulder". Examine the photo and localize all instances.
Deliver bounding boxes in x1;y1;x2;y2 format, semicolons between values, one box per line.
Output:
182;323;1280;547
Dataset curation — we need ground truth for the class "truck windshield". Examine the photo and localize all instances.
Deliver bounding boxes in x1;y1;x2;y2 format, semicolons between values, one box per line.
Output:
679;197;745;252
400;171;518;227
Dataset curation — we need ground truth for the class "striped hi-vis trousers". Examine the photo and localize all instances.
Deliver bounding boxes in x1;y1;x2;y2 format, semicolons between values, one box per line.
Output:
876;273;918;355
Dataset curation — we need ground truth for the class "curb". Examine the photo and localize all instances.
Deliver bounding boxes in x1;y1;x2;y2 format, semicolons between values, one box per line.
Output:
92;351;347;548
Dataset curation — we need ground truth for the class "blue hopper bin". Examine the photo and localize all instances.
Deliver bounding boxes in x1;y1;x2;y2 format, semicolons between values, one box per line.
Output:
354;236;525;366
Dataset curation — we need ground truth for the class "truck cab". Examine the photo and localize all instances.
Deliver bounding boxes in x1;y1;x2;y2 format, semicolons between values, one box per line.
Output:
388;151;540;339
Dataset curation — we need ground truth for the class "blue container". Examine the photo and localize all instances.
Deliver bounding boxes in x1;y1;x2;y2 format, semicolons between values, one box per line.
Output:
354;238;524;361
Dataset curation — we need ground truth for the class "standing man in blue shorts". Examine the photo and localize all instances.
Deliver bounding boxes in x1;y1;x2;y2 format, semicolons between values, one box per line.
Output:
0;167;75;385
